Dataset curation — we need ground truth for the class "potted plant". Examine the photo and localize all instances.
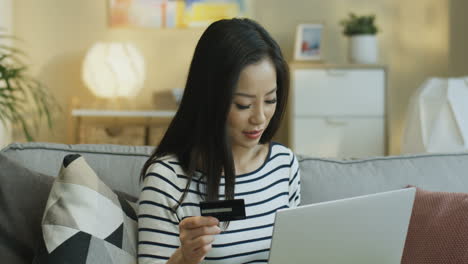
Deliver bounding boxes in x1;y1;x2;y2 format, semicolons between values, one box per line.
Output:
340;13;379;64
0;32;60;146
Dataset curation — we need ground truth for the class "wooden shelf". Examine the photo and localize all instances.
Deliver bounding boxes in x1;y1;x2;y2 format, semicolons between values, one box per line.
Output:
69;108;176;146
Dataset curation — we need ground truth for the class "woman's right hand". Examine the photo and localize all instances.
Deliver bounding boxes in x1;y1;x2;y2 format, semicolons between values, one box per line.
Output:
175;216;221;264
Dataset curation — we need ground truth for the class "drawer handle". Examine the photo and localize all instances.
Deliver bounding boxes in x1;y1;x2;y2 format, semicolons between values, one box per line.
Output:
325;118;348;126
326;69;348;76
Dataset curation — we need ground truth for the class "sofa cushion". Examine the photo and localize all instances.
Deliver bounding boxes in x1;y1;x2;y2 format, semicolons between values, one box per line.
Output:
402;187;468;263
37;154;138;263
0;154;54;264
1;142;154;197
298;153;468;204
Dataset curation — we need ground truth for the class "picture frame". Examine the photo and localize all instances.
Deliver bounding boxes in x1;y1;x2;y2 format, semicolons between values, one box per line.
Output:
294;23;324;61
108;0;252;29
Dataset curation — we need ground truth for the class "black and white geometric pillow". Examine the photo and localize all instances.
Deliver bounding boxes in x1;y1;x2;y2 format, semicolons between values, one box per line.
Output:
39;154;137;264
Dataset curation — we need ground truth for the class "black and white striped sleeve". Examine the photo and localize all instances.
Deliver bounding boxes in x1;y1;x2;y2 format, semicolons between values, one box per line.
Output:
138;161;182;264
288;152;301;208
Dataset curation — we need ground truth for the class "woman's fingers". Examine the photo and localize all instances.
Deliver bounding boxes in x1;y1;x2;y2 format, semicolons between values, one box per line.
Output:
189;234;217;250
180;216;219;230
181;225;221;241
179;216;221;242
193;243;213;259
178;216;221;263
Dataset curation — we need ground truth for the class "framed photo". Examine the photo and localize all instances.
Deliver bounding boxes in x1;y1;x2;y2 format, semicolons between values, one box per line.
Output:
294;23;323;61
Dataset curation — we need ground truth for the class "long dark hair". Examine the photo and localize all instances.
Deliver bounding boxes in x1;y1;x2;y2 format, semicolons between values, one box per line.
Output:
141;18;289;209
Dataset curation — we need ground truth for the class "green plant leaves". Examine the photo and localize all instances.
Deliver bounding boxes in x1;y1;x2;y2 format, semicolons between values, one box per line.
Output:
0;32;60;141
340;13;379;36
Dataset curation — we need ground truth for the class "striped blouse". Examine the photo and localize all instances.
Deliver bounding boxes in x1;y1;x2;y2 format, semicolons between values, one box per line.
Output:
138;143;301;264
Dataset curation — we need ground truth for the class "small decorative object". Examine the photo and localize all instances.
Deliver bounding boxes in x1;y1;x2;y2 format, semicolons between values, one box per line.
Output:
108;0;252;28
340;13;379;64
82;42;146;99
402;77;468;154
294;23;323;61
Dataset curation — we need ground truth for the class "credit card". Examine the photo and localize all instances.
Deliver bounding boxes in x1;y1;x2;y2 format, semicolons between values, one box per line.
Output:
200;199;246;221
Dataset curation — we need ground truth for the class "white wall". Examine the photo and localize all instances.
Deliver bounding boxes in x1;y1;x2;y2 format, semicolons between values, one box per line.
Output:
449;0;468;76
0;0;13;33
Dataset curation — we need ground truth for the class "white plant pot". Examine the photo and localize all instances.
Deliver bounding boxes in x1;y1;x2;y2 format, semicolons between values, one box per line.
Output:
349;35;378;64
0;121;12;149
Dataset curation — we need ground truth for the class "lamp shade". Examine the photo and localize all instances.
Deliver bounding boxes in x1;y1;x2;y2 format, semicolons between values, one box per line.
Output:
82;42;145;98
402;77;468;154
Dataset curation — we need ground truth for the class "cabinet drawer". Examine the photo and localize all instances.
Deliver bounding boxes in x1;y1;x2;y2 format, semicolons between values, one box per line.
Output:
293;69;385;116
292;117;385;158
79;125;146;145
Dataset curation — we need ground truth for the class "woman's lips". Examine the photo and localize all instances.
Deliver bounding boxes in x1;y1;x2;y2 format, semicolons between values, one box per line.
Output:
243;130;263;139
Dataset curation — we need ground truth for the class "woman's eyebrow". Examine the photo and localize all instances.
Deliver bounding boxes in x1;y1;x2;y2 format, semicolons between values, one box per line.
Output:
234;87;277;98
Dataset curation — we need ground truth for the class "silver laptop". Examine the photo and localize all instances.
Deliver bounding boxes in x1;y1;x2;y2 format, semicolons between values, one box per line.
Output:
268;188;416;264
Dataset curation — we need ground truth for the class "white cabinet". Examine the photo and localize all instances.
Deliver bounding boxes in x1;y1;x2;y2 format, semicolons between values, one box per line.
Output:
290;65;387;158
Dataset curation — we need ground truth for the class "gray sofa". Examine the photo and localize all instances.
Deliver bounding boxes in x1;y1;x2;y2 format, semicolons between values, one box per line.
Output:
2;142;468;263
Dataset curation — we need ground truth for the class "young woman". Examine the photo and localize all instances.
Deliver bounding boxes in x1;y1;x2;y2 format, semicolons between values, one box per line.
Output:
138;18;300;264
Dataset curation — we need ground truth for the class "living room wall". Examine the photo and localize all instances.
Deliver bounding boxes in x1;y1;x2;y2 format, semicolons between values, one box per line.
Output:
13;0;463;155
449;0;468;76
254;0;450;155
13;0;205;143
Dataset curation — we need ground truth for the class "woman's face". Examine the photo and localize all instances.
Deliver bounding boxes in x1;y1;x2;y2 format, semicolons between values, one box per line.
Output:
227;57;277;150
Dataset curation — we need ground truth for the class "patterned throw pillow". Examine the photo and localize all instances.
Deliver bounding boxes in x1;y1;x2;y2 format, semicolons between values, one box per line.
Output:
401;186;468;263
38;154;137;264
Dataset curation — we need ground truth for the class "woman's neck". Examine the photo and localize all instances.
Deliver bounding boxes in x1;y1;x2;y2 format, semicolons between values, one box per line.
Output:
231;143;269;175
